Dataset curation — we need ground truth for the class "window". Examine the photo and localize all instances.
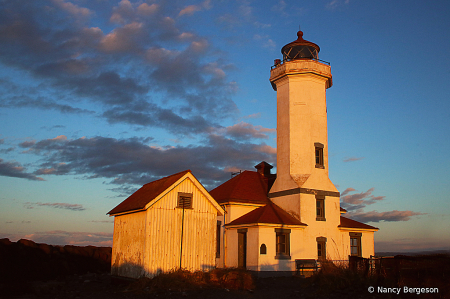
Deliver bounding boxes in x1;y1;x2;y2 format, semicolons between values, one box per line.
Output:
317;237;327;260
316;196;326;221
315;143;324;169
350;233;362;257
260;244;267;255
177;192;193;209
275;228;290;259
216;221;221;258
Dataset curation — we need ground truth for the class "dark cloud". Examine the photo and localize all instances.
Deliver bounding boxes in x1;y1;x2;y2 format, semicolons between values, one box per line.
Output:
0;147;15;154
0;96;96;115
346;210;427;223
24;202;86;211
0;158;44;181
0;0;239;133
18;134;275;189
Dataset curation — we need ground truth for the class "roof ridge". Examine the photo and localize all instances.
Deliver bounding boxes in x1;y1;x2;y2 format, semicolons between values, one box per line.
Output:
143;169;191;186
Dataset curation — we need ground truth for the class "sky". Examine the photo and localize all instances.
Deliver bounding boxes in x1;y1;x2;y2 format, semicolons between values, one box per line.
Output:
0;0;449;252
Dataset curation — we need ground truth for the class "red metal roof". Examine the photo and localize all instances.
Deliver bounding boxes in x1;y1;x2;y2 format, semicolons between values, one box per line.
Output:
226;201;307;226
108;170;191;215
209;170;270;205
339;216;379;230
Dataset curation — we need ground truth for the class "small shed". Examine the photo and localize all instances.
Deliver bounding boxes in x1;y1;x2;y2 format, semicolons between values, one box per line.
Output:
108;170;224;278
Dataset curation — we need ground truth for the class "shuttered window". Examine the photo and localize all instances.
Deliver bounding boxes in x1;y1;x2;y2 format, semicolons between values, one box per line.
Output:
177;192;193;209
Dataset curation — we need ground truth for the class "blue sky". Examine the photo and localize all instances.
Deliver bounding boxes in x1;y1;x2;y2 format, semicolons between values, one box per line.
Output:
1;0;449;252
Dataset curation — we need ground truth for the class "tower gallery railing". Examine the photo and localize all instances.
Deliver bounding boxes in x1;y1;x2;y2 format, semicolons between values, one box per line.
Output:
271;58;331;69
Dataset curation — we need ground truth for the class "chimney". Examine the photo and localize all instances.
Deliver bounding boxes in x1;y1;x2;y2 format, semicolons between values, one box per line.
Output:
254;161;273;177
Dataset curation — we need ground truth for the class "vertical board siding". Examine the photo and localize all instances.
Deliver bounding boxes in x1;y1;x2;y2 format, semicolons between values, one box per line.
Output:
144;177;217;277
111;211;146;278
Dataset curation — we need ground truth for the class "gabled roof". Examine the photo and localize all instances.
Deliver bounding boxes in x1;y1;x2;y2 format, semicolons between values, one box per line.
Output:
226;201;307;227
108;170;191;215
338;216;379;231
209;170;270;205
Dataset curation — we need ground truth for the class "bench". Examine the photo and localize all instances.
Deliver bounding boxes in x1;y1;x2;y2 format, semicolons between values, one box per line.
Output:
295;259;318;276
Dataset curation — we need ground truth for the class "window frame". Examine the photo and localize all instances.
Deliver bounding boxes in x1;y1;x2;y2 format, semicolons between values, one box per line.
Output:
316;237;327;260
275;228;291;259
177;192;193;209
315;142;325;169
316;195;326;221
349;232;362;257
216;220;221;258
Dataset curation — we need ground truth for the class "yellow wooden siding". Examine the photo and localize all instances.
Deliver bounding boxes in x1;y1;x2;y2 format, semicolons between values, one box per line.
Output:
144;177;217;277
111;211;146;278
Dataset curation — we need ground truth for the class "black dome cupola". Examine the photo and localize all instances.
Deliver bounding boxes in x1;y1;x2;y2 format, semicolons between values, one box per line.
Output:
281;31;320;61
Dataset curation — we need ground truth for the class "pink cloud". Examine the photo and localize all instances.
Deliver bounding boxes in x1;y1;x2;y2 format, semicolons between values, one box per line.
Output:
347;210;427;223
4;230;113;246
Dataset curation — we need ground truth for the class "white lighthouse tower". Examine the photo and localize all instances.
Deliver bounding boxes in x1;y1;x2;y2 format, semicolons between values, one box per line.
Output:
269;31;341;258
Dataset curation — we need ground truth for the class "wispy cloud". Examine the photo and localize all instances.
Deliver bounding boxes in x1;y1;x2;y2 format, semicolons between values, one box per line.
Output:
349;210;427;223
341;187;425;223
326;0;350;10
343;156;364;162
15;230;113;246
24;202;86;211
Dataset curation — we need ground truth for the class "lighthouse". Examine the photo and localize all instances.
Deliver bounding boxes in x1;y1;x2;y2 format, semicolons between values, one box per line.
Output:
269;31;340;233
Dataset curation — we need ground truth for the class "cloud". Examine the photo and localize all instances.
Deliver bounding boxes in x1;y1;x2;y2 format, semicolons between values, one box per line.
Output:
341;187;385;209
15;230;113;246
326;0;350;10
51;0;92;18
179;0;211;16
24;202;86;211
376;238;450;253
347;210;427;223
0;158;44;181
343;156;364;162
340;187;356;197
341;187;425;223
0;1;239;134
89;220;114;224
213;122;275;140
18;134;276;189
137;3;159;16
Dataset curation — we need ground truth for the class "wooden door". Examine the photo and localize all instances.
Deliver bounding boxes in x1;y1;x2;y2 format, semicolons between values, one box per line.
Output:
238;231;247;268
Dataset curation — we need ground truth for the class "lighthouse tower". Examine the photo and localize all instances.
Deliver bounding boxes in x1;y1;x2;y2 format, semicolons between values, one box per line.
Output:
269;31;340;233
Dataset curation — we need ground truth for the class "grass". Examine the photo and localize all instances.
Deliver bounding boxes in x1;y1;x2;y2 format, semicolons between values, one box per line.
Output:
125;268;254;294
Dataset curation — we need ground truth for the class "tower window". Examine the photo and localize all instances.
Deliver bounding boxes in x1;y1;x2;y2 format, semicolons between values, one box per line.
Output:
316;196;326;221
317;237;327;260
177;192;193;209
315;143;324;169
